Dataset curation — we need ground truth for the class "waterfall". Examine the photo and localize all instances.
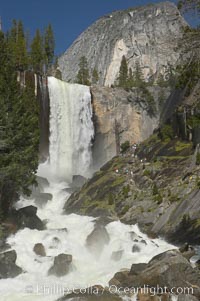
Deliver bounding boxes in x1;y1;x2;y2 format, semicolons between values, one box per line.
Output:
47;77;94;182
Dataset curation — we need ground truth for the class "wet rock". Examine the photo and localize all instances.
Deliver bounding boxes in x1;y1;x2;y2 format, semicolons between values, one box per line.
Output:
132;244;140;253
31;176;49;195
109;270;131;287
36;176;49;188
0;250;22;279
19;205;37;216
14;206;44;230
62;187;75;194
95;216;115;227
0;239;10;253
110;250;200;299
48;254;73;277
129;263;147;276
86;225;110;256
33;243;46;257
179;243;195;261
111;250;124;261
72;175;86;188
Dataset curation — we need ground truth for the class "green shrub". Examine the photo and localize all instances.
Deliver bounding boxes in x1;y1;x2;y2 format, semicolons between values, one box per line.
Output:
122;185;130;198
152;183;159;196
120;141;130;153
160;124;174;141
154;194;163;204
143;169;151;177
108;193;114;205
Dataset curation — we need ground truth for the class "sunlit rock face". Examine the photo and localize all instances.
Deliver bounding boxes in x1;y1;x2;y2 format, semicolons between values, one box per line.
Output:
58;2;187;86
91;85;170;170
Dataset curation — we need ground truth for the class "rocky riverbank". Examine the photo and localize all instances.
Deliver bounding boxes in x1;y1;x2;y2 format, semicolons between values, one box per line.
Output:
64;133;200;245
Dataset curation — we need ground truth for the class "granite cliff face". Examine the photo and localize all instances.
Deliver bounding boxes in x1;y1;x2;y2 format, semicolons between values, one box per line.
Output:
91;85;170;169
58;1;187;86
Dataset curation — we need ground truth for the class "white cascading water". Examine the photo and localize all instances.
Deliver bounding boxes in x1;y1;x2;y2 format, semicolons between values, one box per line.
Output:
48;77;94;182
0;77;175;301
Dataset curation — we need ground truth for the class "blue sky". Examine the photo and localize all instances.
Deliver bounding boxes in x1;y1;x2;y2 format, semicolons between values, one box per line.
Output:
0;0;179;55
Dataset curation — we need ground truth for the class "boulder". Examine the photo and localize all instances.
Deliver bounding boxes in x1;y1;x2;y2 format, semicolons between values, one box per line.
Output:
0;250;22;279
9;206;44;230
48;254;73;277
86;225;110;256
72;175;86;188
33;243;46;257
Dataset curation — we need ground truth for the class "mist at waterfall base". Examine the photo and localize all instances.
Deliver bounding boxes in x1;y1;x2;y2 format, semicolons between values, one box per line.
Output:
0;77;175;301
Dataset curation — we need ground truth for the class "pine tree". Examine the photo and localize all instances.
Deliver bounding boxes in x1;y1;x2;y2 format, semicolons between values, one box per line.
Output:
30;29;44;73
92;68;99;84
118;55;128;88
76;56;91;85
134;61;145;87
7;20;28;70
44;24;55;66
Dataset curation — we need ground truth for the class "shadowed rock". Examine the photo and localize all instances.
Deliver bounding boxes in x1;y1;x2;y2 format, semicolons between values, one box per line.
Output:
86;225;110;256
0;250;22;279
33;243;46;257
48;254;73;277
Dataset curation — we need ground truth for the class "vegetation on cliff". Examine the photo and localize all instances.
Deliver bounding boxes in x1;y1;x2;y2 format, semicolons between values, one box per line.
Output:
76;56;99;86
